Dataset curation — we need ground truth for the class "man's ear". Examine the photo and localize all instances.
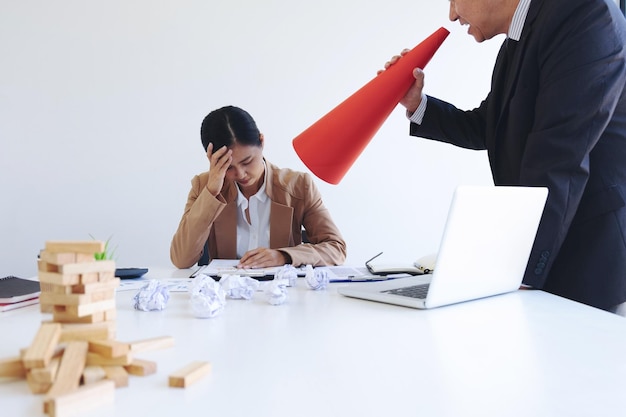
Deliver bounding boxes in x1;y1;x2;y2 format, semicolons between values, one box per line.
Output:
259;133;265;149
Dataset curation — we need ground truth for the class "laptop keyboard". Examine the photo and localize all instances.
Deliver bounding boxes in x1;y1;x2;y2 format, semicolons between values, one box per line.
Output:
382;283;430;299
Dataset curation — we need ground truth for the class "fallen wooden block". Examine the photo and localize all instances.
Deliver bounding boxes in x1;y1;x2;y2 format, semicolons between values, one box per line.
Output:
0;356;26;378
23;323;62;369
124;359;157;376
86;352;132;367
128;336;175;353
168;361;211;388
26;371;52;394
102;366;129;388
88;340;130;359
46;379;115;417
81;366;106;385
29;357;61;384
44;341;89;401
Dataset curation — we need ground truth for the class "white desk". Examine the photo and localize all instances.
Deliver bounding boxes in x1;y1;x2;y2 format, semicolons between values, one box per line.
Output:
2;267;626;417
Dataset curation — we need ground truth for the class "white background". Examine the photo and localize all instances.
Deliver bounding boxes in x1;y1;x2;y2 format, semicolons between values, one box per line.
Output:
0;0;500;277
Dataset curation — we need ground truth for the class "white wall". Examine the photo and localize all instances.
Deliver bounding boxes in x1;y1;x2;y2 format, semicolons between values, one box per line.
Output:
0;0;499;277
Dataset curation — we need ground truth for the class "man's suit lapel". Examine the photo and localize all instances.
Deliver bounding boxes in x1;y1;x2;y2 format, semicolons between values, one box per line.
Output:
491;0;541;142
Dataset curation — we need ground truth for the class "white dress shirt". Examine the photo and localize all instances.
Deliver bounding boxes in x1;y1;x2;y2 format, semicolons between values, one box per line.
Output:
235;163;271;258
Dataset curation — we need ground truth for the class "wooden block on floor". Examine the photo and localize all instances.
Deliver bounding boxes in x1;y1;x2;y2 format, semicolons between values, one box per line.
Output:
46;379;115;417
168;361;211;388
26;371;52;394
44;241;105;255
86;352;132;367
124;359;157;376
88;340;130;358
44;341;89;401
29;356;61;384
128;336;175;353
59;261;116;275
59;322;116;342
102;366;129;388
0;356;26;378
23;323;62;369
81;366;106;385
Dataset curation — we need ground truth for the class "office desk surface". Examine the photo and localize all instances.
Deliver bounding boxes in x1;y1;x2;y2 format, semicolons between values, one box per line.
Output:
2;267;626;417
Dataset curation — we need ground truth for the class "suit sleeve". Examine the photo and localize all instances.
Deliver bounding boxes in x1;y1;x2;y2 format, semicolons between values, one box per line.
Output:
170;175;226;269
279;174;347;266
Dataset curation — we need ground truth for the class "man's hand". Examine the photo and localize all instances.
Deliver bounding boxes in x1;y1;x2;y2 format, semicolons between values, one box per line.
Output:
378;49;426;114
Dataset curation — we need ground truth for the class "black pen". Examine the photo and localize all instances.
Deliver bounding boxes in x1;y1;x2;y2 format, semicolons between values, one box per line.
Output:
189;265;207;278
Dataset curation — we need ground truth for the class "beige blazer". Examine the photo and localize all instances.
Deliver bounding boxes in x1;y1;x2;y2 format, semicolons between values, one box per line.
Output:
170;161;347;268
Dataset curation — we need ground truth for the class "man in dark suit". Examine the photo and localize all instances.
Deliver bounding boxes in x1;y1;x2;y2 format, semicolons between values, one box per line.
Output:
390;0;626;312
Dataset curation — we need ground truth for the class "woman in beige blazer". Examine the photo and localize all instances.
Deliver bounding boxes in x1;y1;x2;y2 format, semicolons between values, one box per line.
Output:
170;105;347;269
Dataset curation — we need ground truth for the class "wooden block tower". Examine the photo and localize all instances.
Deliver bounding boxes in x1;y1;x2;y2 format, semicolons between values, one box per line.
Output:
38;240;118;335
0;241;171;417
0;240;206;416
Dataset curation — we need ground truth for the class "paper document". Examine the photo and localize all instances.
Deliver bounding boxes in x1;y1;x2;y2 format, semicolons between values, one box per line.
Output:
193;259;305;280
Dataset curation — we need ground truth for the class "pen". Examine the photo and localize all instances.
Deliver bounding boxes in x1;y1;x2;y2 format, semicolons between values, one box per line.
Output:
189;265;207;278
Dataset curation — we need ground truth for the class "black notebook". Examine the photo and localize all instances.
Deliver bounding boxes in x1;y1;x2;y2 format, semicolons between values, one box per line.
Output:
0;276;41;303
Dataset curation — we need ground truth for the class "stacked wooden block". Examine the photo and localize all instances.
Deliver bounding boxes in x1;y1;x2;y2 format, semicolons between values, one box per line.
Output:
0;240;175;417
38;240;118;335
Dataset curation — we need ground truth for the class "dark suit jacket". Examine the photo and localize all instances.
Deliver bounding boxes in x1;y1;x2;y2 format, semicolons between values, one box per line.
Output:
411;0;626;310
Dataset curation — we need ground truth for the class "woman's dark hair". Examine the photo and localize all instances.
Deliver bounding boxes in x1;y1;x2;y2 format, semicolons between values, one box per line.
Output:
200;106;261;152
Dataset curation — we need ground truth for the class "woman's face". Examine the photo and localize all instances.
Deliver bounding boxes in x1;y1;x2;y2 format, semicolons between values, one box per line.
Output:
225;141;265;196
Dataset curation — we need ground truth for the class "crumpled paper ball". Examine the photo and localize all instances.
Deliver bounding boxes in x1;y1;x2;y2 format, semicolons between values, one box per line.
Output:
133;279;170;311
274;264;299;287
190;274;227;318
219;274;259;300
304;265;329;290
264;279;289;305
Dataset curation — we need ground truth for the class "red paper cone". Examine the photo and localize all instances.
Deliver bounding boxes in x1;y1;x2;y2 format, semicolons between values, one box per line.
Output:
292;27;450;184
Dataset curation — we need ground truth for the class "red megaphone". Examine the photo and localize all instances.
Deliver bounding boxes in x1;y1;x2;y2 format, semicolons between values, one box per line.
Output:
292;27;450;184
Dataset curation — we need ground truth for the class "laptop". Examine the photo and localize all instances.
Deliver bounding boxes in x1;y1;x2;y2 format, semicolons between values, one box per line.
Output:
337;185;548;309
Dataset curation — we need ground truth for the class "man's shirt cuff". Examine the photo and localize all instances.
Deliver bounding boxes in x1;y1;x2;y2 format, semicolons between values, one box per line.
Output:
407;93;427;125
